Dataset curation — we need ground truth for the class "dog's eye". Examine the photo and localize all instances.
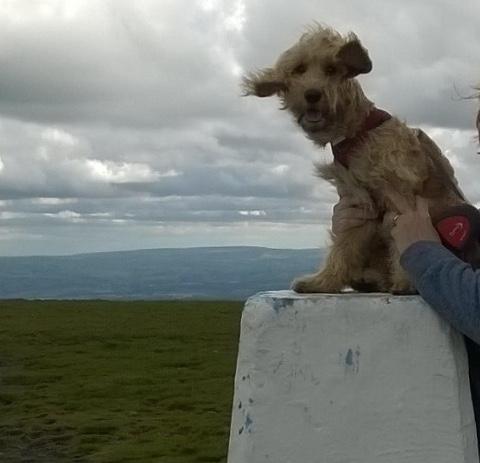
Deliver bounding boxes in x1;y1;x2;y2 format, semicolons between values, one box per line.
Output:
292;64;307;75
325;64;337;76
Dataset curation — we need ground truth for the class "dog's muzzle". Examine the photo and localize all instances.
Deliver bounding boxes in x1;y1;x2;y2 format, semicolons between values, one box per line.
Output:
298;109;328;132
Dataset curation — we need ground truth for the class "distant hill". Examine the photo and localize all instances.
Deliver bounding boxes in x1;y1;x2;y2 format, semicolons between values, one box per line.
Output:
0;247;325;300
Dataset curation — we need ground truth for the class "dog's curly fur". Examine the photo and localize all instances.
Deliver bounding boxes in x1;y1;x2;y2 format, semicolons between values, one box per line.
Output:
244;24;467;294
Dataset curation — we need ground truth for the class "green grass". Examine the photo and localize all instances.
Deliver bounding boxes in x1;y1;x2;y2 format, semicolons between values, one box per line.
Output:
0;300;243;463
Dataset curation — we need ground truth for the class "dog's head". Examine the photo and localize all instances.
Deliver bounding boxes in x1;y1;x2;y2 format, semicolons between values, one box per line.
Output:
243;25;372;145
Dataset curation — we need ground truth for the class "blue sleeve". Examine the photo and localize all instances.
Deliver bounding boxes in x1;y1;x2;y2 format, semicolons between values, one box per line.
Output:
400;241;480;344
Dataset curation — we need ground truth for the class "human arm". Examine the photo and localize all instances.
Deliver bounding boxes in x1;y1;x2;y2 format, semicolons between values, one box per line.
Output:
400;241;480;344
391;196;480;344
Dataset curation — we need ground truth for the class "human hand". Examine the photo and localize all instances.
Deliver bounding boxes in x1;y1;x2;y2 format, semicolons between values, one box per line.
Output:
332;196;377;236
390;195;441;256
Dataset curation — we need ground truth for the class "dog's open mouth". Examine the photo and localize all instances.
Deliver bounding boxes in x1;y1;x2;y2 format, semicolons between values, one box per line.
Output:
299;110;328;131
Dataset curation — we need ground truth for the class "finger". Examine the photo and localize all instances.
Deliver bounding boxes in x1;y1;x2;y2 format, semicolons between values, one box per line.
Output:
334;205;377;221
383;211;398;228
415;196;430;217
337;218;367;230
344;207;378;220
361;211;378;220
387;190;413;214
336;199;376;217
334;196;364;211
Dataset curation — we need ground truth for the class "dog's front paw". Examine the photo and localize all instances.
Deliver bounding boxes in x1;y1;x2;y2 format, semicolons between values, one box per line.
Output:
390;282;417;295
291;276;315;293
291;273;342;294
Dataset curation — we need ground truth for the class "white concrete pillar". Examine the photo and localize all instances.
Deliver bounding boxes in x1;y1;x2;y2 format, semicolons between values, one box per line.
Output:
228;291;478;463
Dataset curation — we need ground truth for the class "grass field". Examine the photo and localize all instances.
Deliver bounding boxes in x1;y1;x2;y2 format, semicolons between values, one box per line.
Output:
0;300;243;463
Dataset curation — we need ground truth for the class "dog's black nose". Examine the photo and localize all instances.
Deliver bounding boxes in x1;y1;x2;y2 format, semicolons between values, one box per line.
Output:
304;89;322;104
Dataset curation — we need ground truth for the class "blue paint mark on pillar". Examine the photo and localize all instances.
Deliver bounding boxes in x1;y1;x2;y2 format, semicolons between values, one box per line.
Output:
245;413;253;433
345;348;353;366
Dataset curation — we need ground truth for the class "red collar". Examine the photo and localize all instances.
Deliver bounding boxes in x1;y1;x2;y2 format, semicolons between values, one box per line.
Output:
331;108;392;168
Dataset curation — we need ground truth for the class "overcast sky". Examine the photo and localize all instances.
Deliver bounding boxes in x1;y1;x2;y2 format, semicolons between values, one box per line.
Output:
0;0;479;256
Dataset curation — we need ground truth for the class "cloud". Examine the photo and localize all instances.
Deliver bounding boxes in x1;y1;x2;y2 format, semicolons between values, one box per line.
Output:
0;0;479;255
0;0;248;128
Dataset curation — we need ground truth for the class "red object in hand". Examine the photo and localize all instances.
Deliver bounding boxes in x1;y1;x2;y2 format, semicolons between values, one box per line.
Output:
436;216;471;250
433;204;480;253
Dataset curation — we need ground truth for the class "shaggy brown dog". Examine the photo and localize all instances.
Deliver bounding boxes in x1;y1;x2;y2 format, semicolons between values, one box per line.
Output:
243;24;467;294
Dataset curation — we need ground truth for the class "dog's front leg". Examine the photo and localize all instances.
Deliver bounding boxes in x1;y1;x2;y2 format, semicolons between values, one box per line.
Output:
383;209;417;295
291;243;350;293
389;244;416;294
292;221;378;293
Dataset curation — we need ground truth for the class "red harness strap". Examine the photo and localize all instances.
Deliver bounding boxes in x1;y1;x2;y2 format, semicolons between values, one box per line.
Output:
332;108;392;168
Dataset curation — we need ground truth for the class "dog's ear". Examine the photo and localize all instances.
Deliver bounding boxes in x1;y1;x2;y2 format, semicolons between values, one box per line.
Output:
336;37;372;78
242;68;287;97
